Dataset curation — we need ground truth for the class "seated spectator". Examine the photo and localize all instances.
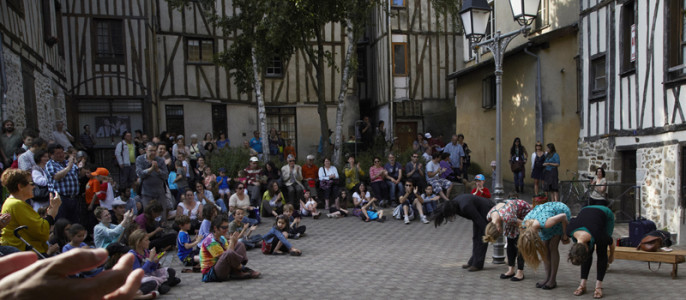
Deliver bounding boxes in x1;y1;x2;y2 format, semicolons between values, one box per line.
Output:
229;182;259;225
405;153;426;191
439;152;455;180
198;205;218;242
262;215;302;255
62;223;104;277
301;155;319;198
216;168;231;204
176;215;202;269
228;208;263;249
111;198;129;225
281;155;304;208
426;152;453;201
384;153;404;206
262;181;285;218
195;182;226;214
421;185;440;217
47;218;71;254
203;166;216;191
200;216;260;282
263;161;281;186
0;213;20;255
127;229;181;295
369;157;389;207
398;180;429;224
133;201;176;251
176;190;203;233
318;158;339;210
94;206;133;249
471;174;491;198
0;169;61;255
283;204;306;238
114;186;138;217
244;157;264;207
343;156;364;193
299;190;320;219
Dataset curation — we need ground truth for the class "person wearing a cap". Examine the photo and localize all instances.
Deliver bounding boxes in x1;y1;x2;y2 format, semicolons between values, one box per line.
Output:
472;174;491;198
86;168;113;211
114;131;137;192
244;156;264;207
443;134;465;180
281;154;304;208
302;155;318;197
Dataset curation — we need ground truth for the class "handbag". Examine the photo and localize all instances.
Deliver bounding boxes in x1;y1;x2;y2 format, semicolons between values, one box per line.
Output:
511;160;524;173
32;184;50;202
637;235;662;252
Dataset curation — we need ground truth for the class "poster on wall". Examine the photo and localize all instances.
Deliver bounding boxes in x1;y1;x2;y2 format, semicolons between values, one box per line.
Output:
95;116;130;138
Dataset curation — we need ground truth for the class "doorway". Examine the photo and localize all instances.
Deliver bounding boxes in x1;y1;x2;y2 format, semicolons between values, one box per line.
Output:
619;150;637;222
395;121;417;152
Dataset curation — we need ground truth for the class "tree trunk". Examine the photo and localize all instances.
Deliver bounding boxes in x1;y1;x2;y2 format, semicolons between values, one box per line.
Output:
332;22;354;165
315;27;330;160
252;48;269;162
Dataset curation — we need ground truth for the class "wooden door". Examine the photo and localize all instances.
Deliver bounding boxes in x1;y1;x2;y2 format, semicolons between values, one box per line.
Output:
395;122;417;152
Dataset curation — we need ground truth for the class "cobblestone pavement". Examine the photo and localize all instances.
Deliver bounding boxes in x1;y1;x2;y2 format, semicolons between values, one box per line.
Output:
160;207;684;299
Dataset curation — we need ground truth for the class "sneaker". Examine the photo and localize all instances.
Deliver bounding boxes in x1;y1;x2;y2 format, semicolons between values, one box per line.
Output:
421;215;429;224
404;215;410;224
376;216;386;223
327;213;334;218
294;233;301;239
157;283;171;295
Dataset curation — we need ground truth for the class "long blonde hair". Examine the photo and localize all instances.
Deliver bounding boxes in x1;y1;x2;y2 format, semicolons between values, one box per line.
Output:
482;222;500;243
517;219;547;269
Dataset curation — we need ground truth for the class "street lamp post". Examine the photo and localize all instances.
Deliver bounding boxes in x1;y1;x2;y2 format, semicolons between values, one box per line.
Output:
460;0;540;265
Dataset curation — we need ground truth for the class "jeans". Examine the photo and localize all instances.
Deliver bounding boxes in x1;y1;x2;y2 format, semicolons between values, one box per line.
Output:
423;201;437;215
370;181;388;201
228;215;259;226
513;171;524;187
385;180;405;202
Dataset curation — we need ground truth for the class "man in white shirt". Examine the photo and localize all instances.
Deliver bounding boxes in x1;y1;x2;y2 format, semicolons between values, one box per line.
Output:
52;121;74;149
18;138;46;171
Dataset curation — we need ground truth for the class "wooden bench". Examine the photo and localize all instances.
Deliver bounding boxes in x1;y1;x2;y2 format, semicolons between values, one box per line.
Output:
612;247;686;279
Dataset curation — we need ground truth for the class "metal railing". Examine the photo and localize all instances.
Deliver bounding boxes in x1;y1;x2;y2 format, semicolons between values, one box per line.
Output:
559;181;640;222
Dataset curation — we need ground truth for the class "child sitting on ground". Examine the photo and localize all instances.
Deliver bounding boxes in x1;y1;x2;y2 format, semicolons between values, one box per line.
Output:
228;208;263;249
327;190;349;218
198;205;218;242
299;190;320;219
262;215;302;256
283;204;306;238
63;223;102;278
421;185;441;216
176;215;202;272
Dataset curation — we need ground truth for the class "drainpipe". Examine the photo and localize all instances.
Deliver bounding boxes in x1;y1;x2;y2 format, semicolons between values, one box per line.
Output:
524;46;543;143
387;1;394;145
0;33;7;120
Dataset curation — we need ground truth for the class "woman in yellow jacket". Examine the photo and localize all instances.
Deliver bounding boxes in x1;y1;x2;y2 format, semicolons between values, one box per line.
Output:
0;169;61;254
344;156;365;192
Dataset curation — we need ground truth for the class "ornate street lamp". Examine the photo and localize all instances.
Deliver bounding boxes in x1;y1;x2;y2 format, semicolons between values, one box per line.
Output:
460;0;541;265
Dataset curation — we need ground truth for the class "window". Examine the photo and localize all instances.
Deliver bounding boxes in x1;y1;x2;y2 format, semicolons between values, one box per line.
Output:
391;0;405;7
266;107;297;152
668;0;686;80
479;1;495;55
620;0;635;73
78;99;144;145
590;55;607;99
392;43;408;76
265;57;284;77
463;36;475;61
93;19;125;64
187;38;214;63
211;104;227;138
165;105;185;137
482;75;495;109
356;47;366;81
7;0;24;18
534;0;550;30
396;101;423;118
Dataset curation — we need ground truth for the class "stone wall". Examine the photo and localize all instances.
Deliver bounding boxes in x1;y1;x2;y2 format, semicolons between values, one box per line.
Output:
638;145;682;234
2;49;25;128
577;138;621;182
34;68;56;139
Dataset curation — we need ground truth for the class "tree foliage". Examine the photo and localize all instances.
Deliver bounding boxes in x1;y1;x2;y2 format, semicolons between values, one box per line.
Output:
430;0;463;32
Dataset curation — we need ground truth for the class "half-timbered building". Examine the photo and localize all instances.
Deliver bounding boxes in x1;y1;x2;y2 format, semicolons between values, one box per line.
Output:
579;0;684;244
447;0;580;185
363;0;463;150
1;0;67;140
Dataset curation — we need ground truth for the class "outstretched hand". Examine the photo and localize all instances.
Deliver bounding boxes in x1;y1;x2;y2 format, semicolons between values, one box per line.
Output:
0;248;143;300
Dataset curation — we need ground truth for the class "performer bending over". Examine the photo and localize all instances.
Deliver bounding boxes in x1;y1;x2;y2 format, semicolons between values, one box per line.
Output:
483;196;532;281
434;194;495;272
567;205;615;299
518;202;571;290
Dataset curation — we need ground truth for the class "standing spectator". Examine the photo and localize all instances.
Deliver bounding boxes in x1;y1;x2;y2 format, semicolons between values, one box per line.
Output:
531;142;546;196
405;152;425;189
421;139;433;163
412;134;426;154
457;134;472;180
172;135;189;159
443;134;465;179
283;139;296;161
510;137;528;193
244;157;264;208
214;132;228;149
201;132;215;149
241;140;257;156
318;129;333;158
30;149;51;211
360;116;373;150
135;143;169;210
268;128;281;157
318;157;339;210
115;131;137;191
79;125;96;161
302;155;319;198
133;130;145;155
384;153;404;206
588;168;608;206
249;131;263;157
18;138;45;171
542;143;560;202
46;144;80;224
374;121;386;155
0;120;23;166
156;143;172;170
281;155;304;208
52;121;74;149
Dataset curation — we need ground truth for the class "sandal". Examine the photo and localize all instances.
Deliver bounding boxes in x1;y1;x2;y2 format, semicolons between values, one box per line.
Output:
573;285;586;296
593;287;603;299
290;249;302;256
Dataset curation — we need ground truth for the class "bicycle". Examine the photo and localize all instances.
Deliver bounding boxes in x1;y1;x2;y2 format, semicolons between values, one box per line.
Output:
559;169;591;214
